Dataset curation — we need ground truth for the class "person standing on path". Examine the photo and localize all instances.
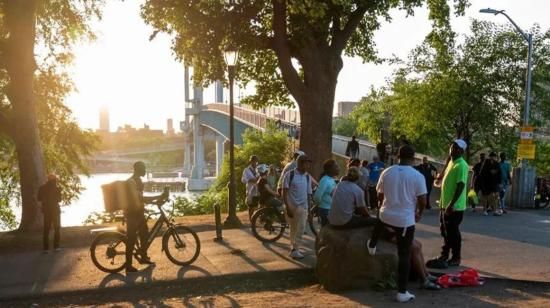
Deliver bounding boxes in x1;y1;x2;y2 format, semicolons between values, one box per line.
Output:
471;153;486;212
435;140;469;267
282;154;313;260
479;152;502;216
499;152;512;214
367;145;428;303
346;135;360;159
125;161;167;273
242;155;260;219
313;159;340;226
38;174;62;253
415;157;438;210
367;156;385;210
277;150;305;195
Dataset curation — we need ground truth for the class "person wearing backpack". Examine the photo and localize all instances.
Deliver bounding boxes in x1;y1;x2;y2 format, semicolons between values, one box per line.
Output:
125;161;168;273
277;150;305;195
242;155;260;219
282;154;313;259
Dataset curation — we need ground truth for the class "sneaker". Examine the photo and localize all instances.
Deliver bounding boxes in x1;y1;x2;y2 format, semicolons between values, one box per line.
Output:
289;249;304;260
396;291;415;303
503;209;508;214
448;258;461;267
54;247;62;252
421;280;442;290
125;265;139;273
493;211;502;216
366;239;376;256
483;211;488;216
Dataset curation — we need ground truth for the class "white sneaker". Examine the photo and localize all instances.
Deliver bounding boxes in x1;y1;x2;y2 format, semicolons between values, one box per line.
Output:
396;291;415;303
483;211;488;216
289;249;304;260
366;240;376;256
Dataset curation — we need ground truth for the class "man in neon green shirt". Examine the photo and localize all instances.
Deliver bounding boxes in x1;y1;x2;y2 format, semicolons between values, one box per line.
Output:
437;139;469;267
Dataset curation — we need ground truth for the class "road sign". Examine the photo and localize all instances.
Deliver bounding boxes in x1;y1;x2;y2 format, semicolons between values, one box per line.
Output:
520;126;534;144
517;143;536;159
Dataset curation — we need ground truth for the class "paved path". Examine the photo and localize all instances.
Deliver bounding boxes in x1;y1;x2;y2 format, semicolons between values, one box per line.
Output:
1;208;550;300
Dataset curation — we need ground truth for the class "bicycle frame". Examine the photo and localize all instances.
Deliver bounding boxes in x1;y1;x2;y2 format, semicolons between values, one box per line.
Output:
135;204;175;253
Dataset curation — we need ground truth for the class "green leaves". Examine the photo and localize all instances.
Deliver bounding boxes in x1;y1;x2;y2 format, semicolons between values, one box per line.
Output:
349;20;550;165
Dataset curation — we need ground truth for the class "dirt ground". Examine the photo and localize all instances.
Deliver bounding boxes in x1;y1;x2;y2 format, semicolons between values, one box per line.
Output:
3;269;550;308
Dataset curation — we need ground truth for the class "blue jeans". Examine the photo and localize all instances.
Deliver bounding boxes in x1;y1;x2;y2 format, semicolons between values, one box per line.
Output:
318;208;330;226
499;184;508;210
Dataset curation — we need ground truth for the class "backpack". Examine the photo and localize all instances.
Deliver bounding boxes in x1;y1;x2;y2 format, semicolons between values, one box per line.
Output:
437;268;485;288
288;169;310;187
101;181;134;213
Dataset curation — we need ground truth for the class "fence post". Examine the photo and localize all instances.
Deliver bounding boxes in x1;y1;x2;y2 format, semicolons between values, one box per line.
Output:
214;203;223;242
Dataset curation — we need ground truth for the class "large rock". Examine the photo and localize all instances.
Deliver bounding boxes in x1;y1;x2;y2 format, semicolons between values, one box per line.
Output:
315;225;398;291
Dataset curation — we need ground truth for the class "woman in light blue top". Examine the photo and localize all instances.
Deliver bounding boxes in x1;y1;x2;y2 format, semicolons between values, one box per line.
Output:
314;159;340;226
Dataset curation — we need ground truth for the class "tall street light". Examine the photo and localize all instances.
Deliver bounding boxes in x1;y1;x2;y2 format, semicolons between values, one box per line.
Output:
480;8;535;207
223;46;242;228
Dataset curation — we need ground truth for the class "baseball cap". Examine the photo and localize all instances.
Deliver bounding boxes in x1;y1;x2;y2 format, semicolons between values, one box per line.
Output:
294;150;305;156
454;139;467;150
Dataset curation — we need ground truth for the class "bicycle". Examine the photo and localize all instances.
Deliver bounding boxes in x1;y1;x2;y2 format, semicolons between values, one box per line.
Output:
307;203;322;237
90;195;201;273
251;201;288;242
251;199;321;242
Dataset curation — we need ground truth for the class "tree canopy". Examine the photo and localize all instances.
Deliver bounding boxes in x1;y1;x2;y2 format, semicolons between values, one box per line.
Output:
350;20;550;162
0;0;103;230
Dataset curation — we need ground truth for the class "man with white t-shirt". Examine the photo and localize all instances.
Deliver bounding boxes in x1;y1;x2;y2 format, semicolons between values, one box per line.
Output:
367;145;427;303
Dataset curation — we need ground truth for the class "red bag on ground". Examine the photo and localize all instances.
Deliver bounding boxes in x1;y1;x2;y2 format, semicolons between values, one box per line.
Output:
437;268;485;288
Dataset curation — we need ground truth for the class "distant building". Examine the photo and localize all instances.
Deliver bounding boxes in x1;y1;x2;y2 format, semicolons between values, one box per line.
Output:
336;101;359;117
167;118;175;136
99;105;110;132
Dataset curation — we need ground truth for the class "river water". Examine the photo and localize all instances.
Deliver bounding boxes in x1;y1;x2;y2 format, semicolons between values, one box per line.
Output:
7;173;199;230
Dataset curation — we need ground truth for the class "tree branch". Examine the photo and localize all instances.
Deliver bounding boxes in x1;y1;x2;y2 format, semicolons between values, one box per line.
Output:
330;5;368;53
271;0;307;104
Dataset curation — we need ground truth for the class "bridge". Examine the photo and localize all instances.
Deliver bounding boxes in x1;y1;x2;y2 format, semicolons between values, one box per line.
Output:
184;98;441;190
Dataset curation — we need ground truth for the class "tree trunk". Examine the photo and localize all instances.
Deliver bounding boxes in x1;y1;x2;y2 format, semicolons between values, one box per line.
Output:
299;95;334;178
4;0;46;232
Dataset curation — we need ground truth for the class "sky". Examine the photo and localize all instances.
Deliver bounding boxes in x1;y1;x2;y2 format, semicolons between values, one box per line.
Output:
65;0;550;132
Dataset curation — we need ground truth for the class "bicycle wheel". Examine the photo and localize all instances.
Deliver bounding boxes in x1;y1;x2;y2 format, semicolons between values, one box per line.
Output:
163;225;201;266
308;206;322;237
90;231;127;273
251;207;286;242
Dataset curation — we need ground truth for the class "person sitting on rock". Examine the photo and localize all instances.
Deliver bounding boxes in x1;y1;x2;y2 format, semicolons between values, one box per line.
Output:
328;167;376;229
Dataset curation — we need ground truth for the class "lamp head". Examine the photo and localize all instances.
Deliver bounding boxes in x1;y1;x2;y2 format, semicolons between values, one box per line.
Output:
224;47;239;67
479;8;503;15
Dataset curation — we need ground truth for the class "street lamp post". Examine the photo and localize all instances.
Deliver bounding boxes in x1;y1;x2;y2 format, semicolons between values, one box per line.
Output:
223;46;242;228
480;8;536;207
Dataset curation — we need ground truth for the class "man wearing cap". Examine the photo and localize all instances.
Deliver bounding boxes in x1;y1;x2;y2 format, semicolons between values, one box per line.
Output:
38;173;62;253
282;154;313;259
242;155;260;218
277;150;305;195
436;139;469;267
328;167;374;228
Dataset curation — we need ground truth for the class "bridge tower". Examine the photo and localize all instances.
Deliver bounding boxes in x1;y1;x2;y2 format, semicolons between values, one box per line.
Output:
184;65;212;190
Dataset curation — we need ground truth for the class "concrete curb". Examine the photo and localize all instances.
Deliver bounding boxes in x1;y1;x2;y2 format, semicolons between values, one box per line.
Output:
0;268;315;303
